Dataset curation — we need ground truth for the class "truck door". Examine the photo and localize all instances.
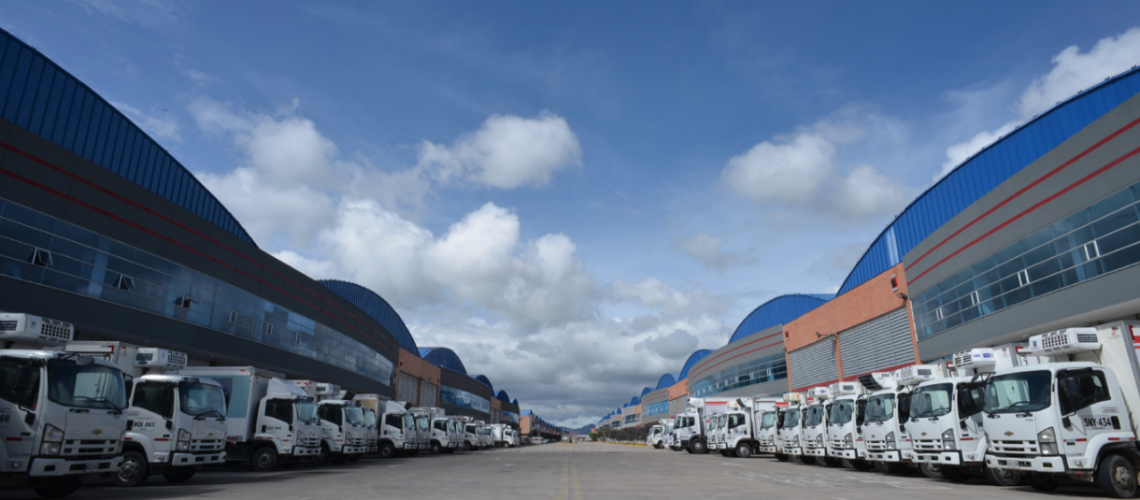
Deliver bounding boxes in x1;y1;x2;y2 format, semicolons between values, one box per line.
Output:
956;382;985;454
259;398;293;442
1057;368;1114;457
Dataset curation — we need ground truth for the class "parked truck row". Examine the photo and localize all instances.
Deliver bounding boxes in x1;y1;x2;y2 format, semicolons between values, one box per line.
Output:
647;320;1140;498
0;312;522;498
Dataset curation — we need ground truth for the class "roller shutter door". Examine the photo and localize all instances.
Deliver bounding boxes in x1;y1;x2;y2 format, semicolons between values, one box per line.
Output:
788;340;838;389
398;373;419;405
420;381;438;407
838;308;914;378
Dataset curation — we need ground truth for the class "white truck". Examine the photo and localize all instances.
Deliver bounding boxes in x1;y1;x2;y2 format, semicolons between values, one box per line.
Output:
411;407;455;454
63;341;226;487
489;423;511;448
673;397;735;454
825;381;874;471
0;313;128;498
647;419;672;449
907;350;1025;486
355;396;417;458
477;423;493;449
859;365;938;474
717;397;780;458
982;324;1140;497
176;366;321;471
802;387;837;465
361;406;378;454
778;392;808;463
290;380;367;466
461;417;481;451
756;406;783;456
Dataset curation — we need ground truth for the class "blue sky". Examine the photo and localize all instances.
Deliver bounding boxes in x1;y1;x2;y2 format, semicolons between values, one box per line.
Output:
4;1;1140;426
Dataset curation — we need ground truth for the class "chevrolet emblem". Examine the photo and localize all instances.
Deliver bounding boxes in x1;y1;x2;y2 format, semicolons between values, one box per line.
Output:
208;432;215;437
92;429;103;436
920;432;927;436
1004;431;1013;436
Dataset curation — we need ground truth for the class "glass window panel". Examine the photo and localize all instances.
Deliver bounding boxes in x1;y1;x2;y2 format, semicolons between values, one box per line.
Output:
1053;208;1092;239
1089;190;1134;222
1093;208;1139;238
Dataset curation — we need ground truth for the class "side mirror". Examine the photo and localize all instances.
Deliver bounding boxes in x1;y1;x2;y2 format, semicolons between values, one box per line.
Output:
24;412;35;426
1062;416;1071;428
959;420;967;431
899;424;906;432
289;425;294;431
166;420;173;430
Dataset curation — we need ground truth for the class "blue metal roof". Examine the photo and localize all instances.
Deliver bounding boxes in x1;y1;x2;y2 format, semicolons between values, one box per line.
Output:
319;280;417;353
655;373;677;390
0;28;255;245
728;294;832;343
418;347;468;375
836;66;1140;296
475;375;494;392
496;390;511;403
512;398;518;406
640;387;652;397
679;349;713;380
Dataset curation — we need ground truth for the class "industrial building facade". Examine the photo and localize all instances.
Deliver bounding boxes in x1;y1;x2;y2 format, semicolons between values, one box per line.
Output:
0;29;524;425
601;66;1140;429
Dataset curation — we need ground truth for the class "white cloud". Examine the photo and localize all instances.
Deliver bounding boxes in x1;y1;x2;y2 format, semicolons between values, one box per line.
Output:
113;102;181;142
935;121;1017;181
721;132;835;206
833;164;915;220
70;0;184;30
418;112;582;189
670;232;752;271
611;278;730;318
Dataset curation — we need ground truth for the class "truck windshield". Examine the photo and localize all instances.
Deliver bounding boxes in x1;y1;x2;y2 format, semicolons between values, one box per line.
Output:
911;384;953;418
47;358;126;410
804;405;825;426
783;409;800;427
760;412;777;429
0;357;40;409
864;394;895;423
403;414;415;430
416;416;429;430
363;409;376;427
179;382;226;417
829;400;854;424
984;371;1052;414
344;406;364;426
295;400;319;424
466;424;476;434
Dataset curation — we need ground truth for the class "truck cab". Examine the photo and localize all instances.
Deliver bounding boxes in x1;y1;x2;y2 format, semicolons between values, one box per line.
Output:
826;381;870;470
314;399;368;465
756;408;782;454
802;387;832;464
412;407;452;454
359;398;415;458
982;324;1140;497
0;313;128;498
674;398;710;454
64;341;227;487
462;419;480;451
647;419;671;449
859;370;913;471
778;392;806;461
361;407;378;454
712;413;728;452
176;367;321;472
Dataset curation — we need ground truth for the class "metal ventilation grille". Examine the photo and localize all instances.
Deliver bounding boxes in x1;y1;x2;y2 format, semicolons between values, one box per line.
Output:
953;351;972;366
789;340;838;389
838;308;912;378
168;351;188;366
39;320;72;342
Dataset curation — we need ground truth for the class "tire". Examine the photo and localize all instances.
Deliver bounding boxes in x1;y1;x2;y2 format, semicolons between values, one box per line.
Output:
736;443;752;459
986;466;1025;487
1028;472;1059;492
872;461;890;474
942;465;971;483
330;456;347;466
824;457;843;468
379;442;396;459
852;459;873;472
655;442;663;449
431;442;443;455
464;441;473;452
775;453;790;462
114;450;149;487
162;468;196;483
251;447;278;472
920;463;944;479
33;477;82;498
1098;454;1138;498
801;456;816;465
347;454;361;463
311;444;330;467
691;439;708;454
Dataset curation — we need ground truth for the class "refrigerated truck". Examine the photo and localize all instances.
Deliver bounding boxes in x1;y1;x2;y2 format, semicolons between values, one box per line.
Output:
176;367;321;471
354;396;417;458
672;397;736;454
981;323;1140;497
859;365;940;474
0;313;128;498
756;406;783;455
778;392;808;462
290;380;366;465
716;397;780;458
825;381;873;471
802;387;834;465
64;341;226;487
410;407;457;454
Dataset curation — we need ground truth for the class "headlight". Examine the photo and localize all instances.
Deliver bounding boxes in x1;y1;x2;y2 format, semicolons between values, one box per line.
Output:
844;433;853;447
44;424;64;443
886;432;896;450
1041;442;1059;455
40;442;61;456
792;435;799;445
1037;427;1056;443
942;429;955;450
178;428;191;451
296;430;305;440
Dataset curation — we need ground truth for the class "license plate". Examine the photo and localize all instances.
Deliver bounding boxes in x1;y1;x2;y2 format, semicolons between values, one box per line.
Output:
1019;461;1031;467
85;462;98;472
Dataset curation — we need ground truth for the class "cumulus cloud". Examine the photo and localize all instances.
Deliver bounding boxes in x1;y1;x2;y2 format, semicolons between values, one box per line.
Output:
834;164;914;221
670;232;752;271
113;102;181;142
611;278;730;318
418;112;582;189
721;133;835;206
937;27;1140;181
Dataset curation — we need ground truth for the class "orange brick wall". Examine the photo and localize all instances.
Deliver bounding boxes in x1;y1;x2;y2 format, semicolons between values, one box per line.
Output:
785;263;911;352
668;379;689;400
396;348;442;403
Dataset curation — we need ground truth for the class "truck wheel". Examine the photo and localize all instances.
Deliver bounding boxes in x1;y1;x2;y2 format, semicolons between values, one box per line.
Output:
464;441;473;452
691;439;708;454
114;450;149;487
919;463;943;479
311;444;330;467
379;442;396;459
1098;454;1138;498
941;465;971;483
32;477;82;498
162;468;196;483
251;447;278;472
431;442;443;454
348;454;361;463
824;458;843;468
736;443;752;459
330;456;347;466
851;459;873;471
800;456;816;465
872;461;890;474
1028;472;1059;492
775;453;790;462
986;466;1025;487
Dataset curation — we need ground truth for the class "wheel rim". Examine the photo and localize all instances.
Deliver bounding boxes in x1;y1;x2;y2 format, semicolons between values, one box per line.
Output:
1114;463;1133;490
256;452;273;469
119;457;141;481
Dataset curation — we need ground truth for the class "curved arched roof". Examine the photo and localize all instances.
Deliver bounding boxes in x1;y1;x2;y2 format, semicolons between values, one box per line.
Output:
496;390;511;403
655;374;676;390
319;280;417;353
728;294;832;343
836;66;1140;296
640;387;652;397
629;396;640;406
679;349;713;380
0;29;255;245
418;347;467;375
475;375;494;392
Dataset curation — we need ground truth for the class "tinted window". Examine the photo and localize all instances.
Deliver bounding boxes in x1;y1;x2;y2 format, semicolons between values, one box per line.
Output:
957;383;985;417
132;382;174;418
0;357;39;409
1058;370;1111;415
318;405;342;426
264;399;293;424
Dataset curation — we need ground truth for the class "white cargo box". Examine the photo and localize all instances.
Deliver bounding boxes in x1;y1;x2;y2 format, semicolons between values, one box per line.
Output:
782;392;804;404
828;382;863;396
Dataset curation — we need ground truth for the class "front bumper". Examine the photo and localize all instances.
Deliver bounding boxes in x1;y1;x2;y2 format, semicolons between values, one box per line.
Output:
913;450;961;466
716;442;727;450
828;447;858;459
27;456;123;477
783;446;802;456
293;446;320;457
758;444;777;453
170;451;226;467
985;454;1069;473
804;446;827;457
341;445;368;455
866;450;900;462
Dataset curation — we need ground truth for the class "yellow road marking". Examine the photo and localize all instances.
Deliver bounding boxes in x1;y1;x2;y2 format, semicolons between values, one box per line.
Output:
571;459;582;500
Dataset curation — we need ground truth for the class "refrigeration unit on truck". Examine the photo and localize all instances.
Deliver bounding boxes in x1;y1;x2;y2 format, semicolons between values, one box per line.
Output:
907;350;1026;486
0;312;128;498
175;367;321;472
825;381;873;471
64;341;226;487
354;396;416;458
981;323;1140;497
290;380;367;465
778;392;807;463
802;387;836;465
857;364;939;473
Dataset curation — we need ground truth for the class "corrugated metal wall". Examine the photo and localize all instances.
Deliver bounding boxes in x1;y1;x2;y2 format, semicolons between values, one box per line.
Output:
319;280;418;353
837;67;1140;296
837;308;913;377
789;340;838;389
420;381;438;407
728;294;833;343
398;372;419;405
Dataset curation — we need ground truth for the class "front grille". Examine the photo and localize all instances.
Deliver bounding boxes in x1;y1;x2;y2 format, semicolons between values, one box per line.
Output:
990;439;1040;456
62;439;117;457
866;439;889;451
191;439;224;452
829;439;847;449
913;439;942;451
